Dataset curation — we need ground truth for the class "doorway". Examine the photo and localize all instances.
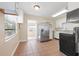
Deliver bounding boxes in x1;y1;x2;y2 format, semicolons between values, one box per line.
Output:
27;20;37;40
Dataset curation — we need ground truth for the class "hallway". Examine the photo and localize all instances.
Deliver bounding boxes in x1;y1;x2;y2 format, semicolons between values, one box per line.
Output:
14;39;65;56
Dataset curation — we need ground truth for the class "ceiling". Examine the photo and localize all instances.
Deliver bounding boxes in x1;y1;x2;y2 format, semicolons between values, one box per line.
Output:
0;2;67;17
0;2;15;10
0;2;16;14
18;2;67;17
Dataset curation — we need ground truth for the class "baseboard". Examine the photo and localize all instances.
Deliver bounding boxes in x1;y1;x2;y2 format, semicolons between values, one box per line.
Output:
11;41;20;56
54;38;59;40
40;39;52;42
20;40;27;42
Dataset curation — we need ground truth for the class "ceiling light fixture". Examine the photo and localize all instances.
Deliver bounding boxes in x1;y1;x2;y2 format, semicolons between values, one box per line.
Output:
52;9;68;17
33;5;40;10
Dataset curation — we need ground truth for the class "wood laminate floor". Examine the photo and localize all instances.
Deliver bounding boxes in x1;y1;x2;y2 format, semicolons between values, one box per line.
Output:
14;39;65;56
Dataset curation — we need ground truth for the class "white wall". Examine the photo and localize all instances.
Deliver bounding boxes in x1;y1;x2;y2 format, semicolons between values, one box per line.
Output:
55;14;66;30
0;10;20;56
54;13;79;39
0;35;19;56
20;14;55;41
0;11;4;45
19;14;28;42
53;14;66;39
54;13;79;30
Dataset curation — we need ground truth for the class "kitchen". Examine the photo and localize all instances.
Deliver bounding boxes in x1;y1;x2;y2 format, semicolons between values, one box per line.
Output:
54;3;79;56
1;2;79;56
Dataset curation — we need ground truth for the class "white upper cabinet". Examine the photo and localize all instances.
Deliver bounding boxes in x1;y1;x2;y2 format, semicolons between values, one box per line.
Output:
68;2;79;12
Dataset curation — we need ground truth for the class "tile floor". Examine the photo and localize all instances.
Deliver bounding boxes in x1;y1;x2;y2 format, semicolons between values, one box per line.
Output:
14;39;65;56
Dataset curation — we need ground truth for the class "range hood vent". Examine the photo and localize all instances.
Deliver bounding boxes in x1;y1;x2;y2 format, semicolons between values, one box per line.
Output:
67;8;79;23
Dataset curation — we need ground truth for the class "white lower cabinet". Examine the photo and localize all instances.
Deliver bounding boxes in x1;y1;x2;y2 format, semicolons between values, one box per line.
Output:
54;31;60;39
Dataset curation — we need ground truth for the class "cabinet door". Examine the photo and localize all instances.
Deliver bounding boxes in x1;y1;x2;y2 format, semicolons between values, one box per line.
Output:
54;31;59;39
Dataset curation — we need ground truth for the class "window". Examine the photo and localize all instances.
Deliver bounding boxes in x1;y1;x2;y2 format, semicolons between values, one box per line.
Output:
5;14;17;38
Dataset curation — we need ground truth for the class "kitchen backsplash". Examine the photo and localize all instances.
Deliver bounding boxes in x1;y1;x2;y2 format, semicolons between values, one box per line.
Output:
62;23;79;30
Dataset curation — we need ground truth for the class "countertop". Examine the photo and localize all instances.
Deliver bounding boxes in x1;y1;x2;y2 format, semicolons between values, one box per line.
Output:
55;29;73;34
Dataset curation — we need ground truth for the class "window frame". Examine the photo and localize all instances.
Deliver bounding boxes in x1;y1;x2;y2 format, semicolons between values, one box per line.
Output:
4;14;17;41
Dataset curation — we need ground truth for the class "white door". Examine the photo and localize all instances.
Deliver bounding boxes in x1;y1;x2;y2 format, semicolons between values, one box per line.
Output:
27;20;37;40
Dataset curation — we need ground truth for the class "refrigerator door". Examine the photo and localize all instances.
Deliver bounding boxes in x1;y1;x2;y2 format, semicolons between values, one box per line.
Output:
40;29;49;41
